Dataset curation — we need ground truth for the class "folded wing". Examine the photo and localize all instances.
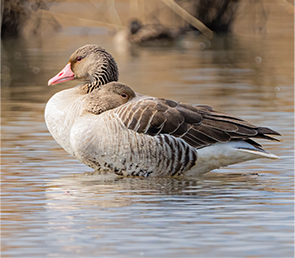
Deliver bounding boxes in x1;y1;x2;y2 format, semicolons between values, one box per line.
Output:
115;97;281;149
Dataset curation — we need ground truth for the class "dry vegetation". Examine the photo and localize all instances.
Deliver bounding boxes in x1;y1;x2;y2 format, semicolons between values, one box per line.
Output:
1;0;294;38
1;0;56;37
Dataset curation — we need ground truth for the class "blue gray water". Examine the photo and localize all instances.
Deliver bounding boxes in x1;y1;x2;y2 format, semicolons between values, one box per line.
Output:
1;31;294;257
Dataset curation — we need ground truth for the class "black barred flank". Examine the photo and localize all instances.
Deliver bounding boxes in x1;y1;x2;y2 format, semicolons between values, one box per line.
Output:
156;135;197;176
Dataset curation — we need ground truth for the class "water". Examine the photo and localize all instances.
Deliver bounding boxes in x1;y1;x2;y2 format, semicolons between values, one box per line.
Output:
1;31;294;257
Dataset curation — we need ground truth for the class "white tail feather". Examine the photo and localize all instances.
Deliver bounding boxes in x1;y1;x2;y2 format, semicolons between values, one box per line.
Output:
237;148;279;159
188;141;279;176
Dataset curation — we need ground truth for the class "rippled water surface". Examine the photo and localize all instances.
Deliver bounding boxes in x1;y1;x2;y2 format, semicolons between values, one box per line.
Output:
1;29;294;258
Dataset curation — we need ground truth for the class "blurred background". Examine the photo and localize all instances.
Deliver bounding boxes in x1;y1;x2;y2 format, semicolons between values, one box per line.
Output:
1;0;294;37
1;1;294;258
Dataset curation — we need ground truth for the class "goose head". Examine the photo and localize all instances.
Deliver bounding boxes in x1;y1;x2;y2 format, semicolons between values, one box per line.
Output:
48;44;119;92
129;19;142;34
86;82;136;114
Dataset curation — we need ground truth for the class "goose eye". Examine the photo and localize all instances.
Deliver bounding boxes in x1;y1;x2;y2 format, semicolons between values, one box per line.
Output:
121;93;128;98
76;56;82;61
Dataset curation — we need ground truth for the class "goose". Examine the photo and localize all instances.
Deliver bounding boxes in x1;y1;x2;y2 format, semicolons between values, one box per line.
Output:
45;44;280;177
114;19;184;47
128;19;180;44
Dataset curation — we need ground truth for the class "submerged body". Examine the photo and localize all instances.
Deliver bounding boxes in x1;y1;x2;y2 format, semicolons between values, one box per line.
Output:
45;45;280;177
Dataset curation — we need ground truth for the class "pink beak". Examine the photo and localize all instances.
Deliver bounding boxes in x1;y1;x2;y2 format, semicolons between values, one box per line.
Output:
48;63;75;86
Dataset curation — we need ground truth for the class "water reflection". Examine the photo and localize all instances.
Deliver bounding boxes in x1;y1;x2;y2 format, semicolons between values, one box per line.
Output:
1;31;294;257
43;171;293;211
2;170;292;257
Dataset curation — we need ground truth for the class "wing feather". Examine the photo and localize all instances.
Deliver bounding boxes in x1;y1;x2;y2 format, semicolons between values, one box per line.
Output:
116;96;280;149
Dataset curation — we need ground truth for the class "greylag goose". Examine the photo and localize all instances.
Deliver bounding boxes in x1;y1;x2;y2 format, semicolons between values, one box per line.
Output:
128;19;180;44
114;19;184;47
45;44;280;177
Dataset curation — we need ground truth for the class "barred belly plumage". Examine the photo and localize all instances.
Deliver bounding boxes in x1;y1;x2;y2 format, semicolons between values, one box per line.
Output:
71;112;197;177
